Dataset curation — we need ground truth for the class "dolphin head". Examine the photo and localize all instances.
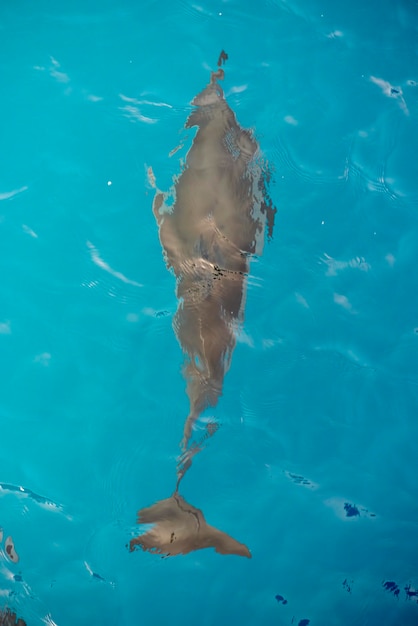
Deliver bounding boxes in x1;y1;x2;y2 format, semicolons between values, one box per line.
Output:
186;68;230;129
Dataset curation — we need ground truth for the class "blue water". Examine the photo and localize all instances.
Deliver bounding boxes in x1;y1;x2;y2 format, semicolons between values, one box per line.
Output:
1;0;417;624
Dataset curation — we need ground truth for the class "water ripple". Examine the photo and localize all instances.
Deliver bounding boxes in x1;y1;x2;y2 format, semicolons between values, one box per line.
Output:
0;483;62;512
271;134;345;185
86;241;143;288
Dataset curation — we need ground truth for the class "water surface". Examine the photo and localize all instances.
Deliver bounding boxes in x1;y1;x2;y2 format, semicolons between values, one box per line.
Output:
0;0;417;624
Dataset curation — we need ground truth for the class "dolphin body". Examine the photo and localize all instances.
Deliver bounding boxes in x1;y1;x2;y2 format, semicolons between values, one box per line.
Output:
130;52;276;558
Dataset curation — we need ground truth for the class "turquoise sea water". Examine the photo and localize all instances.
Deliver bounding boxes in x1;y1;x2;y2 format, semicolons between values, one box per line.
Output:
1;0;418;624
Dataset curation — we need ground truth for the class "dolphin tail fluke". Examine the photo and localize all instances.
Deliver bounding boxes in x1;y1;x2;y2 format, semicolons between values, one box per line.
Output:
129;492;251;558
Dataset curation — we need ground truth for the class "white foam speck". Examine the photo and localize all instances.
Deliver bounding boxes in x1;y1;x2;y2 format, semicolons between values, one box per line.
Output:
284;115;298;126
334;293;353;311
34;352;51;366
127;313;139;323
0;321;11;335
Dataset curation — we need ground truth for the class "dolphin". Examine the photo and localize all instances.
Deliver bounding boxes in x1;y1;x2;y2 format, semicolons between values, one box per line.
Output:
130;52;276;558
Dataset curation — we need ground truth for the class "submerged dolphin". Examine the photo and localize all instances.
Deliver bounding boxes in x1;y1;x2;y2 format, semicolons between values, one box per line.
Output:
130;52;276;558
